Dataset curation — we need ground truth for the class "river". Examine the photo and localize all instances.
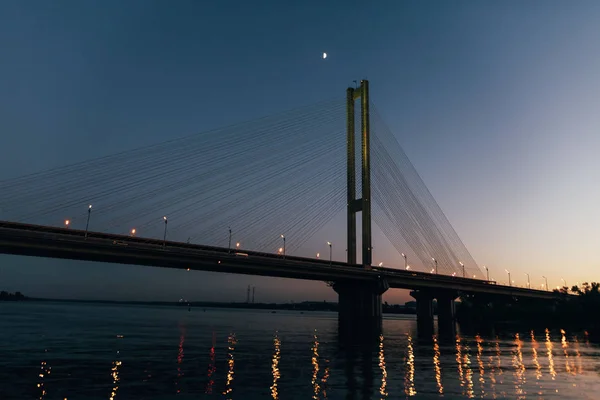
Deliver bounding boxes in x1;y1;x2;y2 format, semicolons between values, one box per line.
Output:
1;301;599;399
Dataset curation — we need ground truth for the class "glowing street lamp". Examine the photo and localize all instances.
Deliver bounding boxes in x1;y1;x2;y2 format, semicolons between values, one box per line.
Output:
402;253;407;270
432;258;438;274
131;228;136;237
316;252;320;259
236;242;240;249
85;204;92;238
162;216;168;246
406;265;411;270
65;219;70;229
505;269;511;286
378;262;383;267
327;242;332;265
281;234;286;258
459;261;465;278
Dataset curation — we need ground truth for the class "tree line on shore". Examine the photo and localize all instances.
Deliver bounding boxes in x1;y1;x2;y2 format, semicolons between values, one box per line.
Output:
0;291;27;301
456;282;600;339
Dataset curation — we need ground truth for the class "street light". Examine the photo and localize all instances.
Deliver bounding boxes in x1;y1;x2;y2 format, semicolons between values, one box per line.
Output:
236;242;240;249
281;234;286;258
65;219;70;229
131;228;136;237
525;273;530;289
542;276;548;291
378;262;383;267
432;257;438;274
327;242;332;265
228;227;232;253
85;204;92;238
459;261;465;278
316;252;320;259
505;269;511;286
162;216;168;246
406;265;411;270
402;253;407;270
483;265;490;281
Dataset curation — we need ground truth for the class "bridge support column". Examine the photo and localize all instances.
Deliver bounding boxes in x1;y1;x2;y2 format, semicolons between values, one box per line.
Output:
437;292;458;342
333;278;388;341
410;290;434;340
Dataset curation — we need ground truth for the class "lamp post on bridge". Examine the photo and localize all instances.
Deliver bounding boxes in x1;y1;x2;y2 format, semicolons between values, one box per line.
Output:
483;265;490;281
525;273;530;289
327;242;332;265
85;204;92;238
542;276;548;291
65;219;70;229
505;269;511;286
402;253;407;270
432;257;438;274
162;216;168;246
459;261;465;278
131;228;136;237
228;227;232;253
281;234;286;258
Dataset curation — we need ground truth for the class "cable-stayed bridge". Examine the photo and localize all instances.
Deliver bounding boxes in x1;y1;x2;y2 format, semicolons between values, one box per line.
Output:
0;81;560;338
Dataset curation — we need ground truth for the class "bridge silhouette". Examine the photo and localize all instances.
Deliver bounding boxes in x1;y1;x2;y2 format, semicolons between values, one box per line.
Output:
0;80;562;339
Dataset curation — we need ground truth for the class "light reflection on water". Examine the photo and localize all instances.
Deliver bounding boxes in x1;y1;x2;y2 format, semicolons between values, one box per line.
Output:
404;333;416;396
223;333;236;398
270;333;281;399
1;302;600;399
378;334;388;398
433;335;443;395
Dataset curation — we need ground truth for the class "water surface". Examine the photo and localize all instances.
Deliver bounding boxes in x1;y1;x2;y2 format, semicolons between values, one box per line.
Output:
1;302;599;399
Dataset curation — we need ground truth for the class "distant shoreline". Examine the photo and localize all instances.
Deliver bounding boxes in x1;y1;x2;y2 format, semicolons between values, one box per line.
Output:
7;297;418;314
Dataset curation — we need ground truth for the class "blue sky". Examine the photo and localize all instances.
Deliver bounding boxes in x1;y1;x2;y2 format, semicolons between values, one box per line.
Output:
1;1;599;302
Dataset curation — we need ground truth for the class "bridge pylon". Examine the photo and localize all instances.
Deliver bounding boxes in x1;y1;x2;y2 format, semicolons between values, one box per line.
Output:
346;79;371;267
335;80;386;341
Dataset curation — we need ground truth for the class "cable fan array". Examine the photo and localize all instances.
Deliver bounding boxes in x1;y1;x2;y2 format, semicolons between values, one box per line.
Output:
370;104;483;278
0;98;347;254
0;94;481;274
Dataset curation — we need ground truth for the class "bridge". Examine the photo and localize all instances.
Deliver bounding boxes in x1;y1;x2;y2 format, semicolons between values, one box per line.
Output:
0;81;565;339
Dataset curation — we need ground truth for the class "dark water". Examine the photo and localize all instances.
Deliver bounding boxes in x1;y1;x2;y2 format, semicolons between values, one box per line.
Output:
1;302;599;399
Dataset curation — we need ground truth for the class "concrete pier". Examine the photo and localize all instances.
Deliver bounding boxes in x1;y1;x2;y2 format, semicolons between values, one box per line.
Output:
437;291;458;341
334;278;389;340
410;290;434;339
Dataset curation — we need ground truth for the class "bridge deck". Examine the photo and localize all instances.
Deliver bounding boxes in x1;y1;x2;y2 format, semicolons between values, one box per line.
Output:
0;221;560;300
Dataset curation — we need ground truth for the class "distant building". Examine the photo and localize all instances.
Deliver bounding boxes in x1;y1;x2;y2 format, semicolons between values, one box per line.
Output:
404;300;417;309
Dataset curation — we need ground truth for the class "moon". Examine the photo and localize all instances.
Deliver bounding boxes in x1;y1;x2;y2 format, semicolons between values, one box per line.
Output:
322;52;327;59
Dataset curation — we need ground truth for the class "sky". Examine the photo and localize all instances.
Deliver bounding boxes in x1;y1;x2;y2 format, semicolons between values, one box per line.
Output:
1;1;600;303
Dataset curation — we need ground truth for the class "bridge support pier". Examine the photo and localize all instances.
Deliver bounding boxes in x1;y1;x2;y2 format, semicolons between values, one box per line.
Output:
410;290;434;340
333;279;388;341
437;291;458;342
